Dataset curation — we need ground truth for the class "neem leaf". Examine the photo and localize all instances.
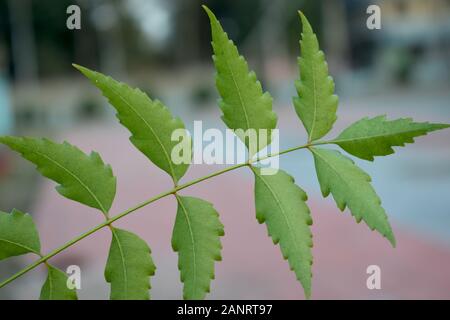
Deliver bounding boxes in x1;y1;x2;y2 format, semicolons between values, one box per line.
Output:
0;137;116;214
293;12;338;142
105;228;156;300
0;209;41;260
74;65;191;183
172;196;224;300
310;147;395;246
332;115;450;160
40;264;78;300
252;167;313;298
204;6;277;155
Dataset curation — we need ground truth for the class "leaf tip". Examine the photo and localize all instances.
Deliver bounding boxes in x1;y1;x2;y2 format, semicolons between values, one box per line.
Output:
72;63;85;72
73;64;93;78
387;232;396;248
298;11;312;33
304;288;312;300
202;5;215;21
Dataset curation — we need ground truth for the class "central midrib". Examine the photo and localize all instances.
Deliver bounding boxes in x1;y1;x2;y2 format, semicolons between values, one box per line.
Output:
31;148;107;214
111;229;128;298
223;52;251;132
253;169;302;264
309;54;318;141
108;85;178;182
332;129;426;144
177;197;198;297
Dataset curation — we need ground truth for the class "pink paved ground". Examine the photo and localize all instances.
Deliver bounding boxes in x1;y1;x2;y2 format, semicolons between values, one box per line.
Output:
25;123;450;299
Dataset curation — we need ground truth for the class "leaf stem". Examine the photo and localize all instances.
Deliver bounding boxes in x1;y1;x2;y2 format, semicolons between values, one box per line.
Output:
0;141;321;289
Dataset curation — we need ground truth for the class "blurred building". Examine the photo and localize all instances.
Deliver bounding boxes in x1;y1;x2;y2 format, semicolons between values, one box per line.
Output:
378;0;450;84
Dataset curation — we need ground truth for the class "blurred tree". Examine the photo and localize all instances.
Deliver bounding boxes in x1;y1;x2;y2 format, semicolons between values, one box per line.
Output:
7;0;38;83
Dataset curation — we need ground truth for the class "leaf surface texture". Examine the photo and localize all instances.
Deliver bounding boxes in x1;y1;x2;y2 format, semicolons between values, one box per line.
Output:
252;168;313;297
172;195;224;300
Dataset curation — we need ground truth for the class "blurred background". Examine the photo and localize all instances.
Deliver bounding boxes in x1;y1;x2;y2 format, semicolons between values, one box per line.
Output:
0;0;449;299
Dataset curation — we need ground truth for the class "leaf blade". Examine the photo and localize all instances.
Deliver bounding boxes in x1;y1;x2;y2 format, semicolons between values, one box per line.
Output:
172;195;224;300
0;209;41;260
40;264;78;300
293;12;338;142
105;228;156;300
0;137;116;213
332;115;450;160
74;65;190;183
310;147;395;246
204;6;277;154
252;168;313;298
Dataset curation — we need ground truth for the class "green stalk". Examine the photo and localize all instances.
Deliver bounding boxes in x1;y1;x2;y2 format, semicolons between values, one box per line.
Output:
0;142;321;289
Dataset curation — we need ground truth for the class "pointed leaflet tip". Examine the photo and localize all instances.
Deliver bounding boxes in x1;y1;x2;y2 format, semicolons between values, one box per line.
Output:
305;288;312;300
202;5;223;36
72;64;94;78
72;63;85;72
298;11;313;34
202;5;216;22
333;116;450;161
388;232;396;248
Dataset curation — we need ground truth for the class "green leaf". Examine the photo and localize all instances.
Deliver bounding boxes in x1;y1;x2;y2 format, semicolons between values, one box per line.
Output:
331;115;450;160
293;12;338;142
203;6;277;155
310;147;395;246
0;209;41;260
252;168;313;298
40;264;78;300
105;228;156;300
172;195;224;300
74;65;190;183
0;137;116;214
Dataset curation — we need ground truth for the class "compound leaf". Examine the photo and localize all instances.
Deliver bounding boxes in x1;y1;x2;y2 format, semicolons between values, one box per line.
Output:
293;12;338;142
332;115;450;160
105;228;156;300
310;147;395;246
40;264;78;300
252;168;313;298
0;137;116;214
204;6;277;155
0;209;41;260
74;65;190;183
172;195;224;300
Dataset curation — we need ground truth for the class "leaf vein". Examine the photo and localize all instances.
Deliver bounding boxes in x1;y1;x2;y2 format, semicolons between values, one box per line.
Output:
0;238;38;255
108;85;178;182
111;229;128;298
176;196;198;296
33;149;107;214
